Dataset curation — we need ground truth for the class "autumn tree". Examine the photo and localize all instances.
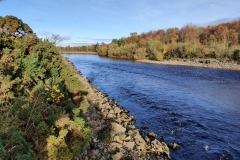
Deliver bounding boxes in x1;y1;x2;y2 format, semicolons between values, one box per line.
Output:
96;20;240;61
108;42;121;58
214;25;229;48
0;15;33;38
96;42;108;56
137;38;147;47
165;27;179;44
180;24;201;43
147;39;164;61
228;29;238;46
207;34;217;48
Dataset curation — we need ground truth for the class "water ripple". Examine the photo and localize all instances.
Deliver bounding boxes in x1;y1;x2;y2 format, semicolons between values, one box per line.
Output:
65;54;240;160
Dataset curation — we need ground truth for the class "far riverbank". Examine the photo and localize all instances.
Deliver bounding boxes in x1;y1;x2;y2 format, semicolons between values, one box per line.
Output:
61;51;97;54
137;59;240;71
62;52;240;70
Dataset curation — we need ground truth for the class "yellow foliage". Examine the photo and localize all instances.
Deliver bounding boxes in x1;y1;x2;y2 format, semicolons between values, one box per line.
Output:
163;46;169;54
46;85;64;103
155;52;164;61
47;129;70;160
55;114;70;128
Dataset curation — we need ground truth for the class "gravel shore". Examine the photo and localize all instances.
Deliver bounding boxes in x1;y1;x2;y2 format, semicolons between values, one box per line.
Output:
137;59;240;71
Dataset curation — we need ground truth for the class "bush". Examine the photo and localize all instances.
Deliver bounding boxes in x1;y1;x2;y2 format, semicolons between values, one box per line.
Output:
0;16;92;159
233;50;240;60
98;127;111;143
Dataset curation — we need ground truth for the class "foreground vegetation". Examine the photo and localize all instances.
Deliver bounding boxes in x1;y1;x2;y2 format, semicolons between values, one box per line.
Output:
0;15;92;159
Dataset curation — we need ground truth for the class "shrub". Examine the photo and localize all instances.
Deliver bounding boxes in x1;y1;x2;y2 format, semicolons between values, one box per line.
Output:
233;50;240;60
98;127;111;143
0;15;92;159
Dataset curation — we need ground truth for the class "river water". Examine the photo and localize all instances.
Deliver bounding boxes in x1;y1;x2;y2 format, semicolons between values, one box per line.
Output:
64;54;240;160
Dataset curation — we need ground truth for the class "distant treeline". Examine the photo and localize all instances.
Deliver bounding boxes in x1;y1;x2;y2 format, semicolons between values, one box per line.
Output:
98;20;240;61
59;44;98;53
61;20;240;61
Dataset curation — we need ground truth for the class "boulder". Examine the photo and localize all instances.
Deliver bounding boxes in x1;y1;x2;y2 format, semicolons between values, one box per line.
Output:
111;152;122;160
147;131;157;140
107;113;115;118
108;109;115;114
134;135;146;151
110;143;123;152
168;142;180;150
124;141;135;150
127;130;135;137
88;149;99;157
113;107;122;115
111;123;126;133
141;125;148;130
125;136;132;141
159;136;165;143
113;136;123;144
101;109;108;118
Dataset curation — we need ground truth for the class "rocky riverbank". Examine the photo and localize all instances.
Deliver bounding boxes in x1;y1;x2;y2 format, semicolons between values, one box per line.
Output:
137;59;240;70
62;57;171;160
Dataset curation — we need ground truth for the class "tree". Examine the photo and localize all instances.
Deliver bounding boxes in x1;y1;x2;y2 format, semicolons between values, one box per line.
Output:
214;25;229;48
96;42;108;56
147;39;164;61
137;38;147;47
108;43;121;58
233;50;240;60
180;24;201;43
207;34;217;48
165;27;179;43
228;29;238;46
0;16;33;38
134;47;147;60
46;34;63;46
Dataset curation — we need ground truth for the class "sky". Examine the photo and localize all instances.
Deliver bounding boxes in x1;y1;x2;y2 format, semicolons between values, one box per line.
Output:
0;0;240;46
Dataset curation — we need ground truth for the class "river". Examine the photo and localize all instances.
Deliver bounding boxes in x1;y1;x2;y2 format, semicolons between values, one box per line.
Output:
64;54;240;160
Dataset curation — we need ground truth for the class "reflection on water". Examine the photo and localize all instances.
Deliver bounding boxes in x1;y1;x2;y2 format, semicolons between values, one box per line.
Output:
64;54;240;160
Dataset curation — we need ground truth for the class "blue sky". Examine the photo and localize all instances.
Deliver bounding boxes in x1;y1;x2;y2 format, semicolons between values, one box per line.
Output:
0;0;240;46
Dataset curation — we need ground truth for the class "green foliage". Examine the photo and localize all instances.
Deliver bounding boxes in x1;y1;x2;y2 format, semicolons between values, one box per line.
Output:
22;53;46;84
96;42;108;56
0;15;92;160
233;50;240;60
147;39;164;61
0;131;34;160
95;20;240;61
108;42;121;58
134;47;147;60
121;43;136;59
0;15;33;38
98;127;111;143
